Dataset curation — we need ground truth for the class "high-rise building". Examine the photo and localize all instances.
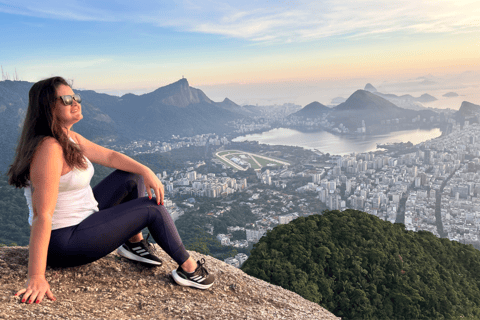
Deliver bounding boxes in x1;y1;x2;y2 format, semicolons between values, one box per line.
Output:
345;179;352;194
424;149;431;165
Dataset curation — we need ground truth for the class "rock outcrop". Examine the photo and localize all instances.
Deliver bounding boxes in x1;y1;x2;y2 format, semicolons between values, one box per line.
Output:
0;246;340;320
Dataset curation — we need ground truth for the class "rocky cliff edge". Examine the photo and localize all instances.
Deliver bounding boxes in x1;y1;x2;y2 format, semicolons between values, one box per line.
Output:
0;246;340;320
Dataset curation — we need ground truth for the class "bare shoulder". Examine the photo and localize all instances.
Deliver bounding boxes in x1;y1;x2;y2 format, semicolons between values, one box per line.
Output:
36;137;63;155
31;137;63;172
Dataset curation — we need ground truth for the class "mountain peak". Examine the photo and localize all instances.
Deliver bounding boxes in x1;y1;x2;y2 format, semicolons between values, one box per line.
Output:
1;246;339;319
416;93;437;103
459;101;480;115
148;78;212;108
364;83;377;93
291;101;329;118
303;101;328;110
174;77;189;86
335;89;402;112
222;97;235;104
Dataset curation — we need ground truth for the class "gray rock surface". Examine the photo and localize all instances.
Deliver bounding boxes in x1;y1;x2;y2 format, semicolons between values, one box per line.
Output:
0;246;340;320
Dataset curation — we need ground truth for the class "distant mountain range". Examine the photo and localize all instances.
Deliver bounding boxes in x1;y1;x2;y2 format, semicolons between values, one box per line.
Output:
292;89;438;129
330;97;347;105
332;90;430;128
363;83;437;111
88;78;249;140
1;78;476;174
0;78;248;173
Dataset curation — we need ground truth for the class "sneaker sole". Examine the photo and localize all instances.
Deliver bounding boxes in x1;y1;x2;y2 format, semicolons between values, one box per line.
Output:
117;246;162;266
171;270;214;290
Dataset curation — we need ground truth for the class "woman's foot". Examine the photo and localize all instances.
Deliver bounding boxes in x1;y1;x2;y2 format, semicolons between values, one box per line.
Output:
117;239;162;266
172;258;215;289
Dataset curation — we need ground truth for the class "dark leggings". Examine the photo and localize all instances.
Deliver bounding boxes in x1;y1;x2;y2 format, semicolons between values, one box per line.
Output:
47;170;190;268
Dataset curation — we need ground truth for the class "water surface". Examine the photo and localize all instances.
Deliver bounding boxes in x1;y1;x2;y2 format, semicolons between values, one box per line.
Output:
233;128;442;155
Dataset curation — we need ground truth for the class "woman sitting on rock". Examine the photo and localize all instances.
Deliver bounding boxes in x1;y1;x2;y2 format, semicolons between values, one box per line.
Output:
7;76;214;304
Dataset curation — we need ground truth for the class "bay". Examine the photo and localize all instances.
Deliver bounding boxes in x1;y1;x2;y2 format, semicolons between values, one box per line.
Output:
232;128;442;155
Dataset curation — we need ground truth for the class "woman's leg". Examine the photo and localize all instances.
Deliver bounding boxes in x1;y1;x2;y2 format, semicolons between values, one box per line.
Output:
92;170;146;242
92;169;146;210
47;197;190;268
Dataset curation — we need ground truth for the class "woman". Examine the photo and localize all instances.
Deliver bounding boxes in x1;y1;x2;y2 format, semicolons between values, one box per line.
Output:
7;76;214;305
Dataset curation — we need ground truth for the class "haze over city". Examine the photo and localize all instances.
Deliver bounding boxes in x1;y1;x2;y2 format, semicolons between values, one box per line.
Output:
1;0;479;107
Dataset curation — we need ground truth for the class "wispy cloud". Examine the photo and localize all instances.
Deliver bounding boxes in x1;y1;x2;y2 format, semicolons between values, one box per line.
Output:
0;0;115;21
1;0;479;43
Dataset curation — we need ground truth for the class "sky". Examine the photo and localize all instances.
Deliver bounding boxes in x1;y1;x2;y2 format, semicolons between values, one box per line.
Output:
1;0;479;107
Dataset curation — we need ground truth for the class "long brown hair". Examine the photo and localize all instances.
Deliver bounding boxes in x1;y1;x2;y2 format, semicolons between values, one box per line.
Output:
7;76;87;188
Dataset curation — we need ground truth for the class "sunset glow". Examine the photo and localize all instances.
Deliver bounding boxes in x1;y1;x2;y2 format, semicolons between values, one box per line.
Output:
1;0;479;106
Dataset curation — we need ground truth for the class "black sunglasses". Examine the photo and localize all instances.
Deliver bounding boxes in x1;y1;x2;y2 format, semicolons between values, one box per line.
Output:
57;94;82;106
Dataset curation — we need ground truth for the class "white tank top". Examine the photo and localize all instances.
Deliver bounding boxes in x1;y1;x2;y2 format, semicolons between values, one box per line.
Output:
24;138;99;230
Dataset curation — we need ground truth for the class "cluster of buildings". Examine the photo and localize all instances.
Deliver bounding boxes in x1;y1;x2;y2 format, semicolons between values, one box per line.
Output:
124;111;479;265
290;122;480;246
403;123;480;244
216;234;249;248
111;133;230;156
160;168;248;198
224;253;249;268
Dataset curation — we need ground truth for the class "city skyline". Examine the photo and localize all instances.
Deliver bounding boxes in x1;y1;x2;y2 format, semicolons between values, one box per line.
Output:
1;0;479;107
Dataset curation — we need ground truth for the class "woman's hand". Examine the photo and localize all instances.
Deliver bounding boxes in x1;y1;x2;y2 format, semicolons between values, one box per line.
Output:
142;168;164;205
15;274;56;304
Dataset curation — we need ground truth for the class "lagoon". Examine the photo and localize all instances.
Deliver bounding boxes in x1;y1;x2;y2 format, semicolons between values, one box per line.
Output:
232;128;442;155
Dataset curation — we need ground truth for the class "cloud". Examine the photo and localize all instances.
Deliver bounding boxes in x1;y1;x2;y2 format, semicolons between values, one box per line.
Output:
1;0;479;43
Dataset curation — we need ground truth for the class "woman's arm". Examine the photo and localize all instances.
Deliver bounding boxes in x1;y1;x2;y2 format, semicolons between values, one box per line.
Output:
73;132;164;204
15;137;62;304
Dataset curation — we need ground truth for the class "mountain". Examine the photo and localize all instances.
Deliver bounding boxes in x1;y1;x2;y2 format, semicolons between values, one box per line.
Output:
443;92;459;97
0;80;122;173
329;90;414;129
216;97;257;117
374;92;437;104
458;101;480;116
364;83;377;93
330;97;346;105
0;246;339;320
0;79;246;173
372;92;436;111
334;90;402;112
149;78;213;108
454;101;480;124
416;93;437;103
291;101;330;118
328;90;438;130
91;78;246;140
243;210;480;320
0;81;31;174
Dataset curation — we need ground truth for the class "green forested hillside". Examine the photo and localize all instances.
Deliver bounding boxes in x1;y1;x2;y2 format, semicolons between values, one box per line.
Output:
242;209;480;320
0;175;30;246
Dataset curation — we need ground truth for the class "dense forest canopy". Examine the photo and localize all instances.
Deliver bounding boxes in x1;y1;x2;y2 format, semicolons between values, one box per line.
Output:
242;209;480;320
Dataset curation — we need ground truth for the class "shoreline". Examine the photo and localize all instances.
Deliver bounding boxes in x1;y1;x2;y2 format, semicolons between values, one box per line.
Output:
231;126;444;156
